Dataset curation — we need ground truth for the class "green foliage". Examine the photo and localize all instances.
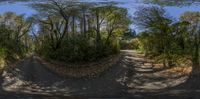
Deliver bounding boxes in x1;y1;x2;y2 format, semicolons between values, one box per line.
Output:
120;38;139;50
0;48;6;68
180;11;200;65
38;35;120;62
34;1;129;63
135;6;195;67
119;29;138;50
0;12;31;62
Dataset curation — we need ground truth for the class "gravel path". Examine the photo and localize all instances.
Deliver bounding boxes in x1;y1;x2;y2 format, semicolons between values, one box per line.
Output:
0;50;194;98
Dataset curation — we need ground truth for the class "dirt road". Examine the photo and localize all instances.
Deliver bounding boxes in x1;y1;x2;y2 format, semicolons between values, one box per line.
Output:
0;50;194;98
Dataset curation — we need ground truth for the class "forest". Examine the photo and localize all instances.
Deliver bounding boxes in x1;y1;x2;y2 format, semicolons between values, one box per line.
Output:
0;12;32;66
32;1;130;62
135;7;200;72
0;0;199;98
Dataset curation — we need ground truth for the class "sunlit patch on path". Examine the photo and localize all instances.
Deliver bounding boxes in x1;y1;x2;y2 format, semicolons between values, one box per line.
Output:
0;50;192;97
116;50;191;93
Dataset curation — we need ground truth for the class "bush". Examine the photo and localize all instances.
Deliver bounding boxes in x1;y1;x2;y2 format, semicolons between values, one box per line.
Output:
39;36;120;63
120;38;139;50
0;48;6;68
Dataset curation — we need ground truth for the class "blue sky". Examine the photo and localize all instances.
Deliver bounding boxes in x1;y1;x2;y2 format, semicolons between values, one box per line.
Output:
1;1;200;32
164;4;200;19
0;2;36;17
1;1;200;19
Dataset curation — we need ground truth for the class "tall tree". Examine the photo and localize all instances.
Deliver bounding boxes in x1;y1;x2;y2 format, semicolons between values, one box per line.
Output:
180;12;200;71
32;0;130;62
135;6;190;67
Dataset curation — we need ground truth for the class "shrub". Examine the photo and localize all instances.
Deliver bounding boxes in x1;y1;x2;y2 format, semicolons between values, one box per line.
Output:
0;48;6;68
120;38;139;50
39;36;120;63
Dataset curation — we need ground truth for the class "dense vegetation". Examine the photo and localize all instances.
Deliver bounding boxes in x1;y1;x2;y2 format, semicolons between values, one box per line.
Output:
0;0;199;71
32;1;130;62
1;1;200;98
134;6;200;71
0;12;32;65
119;29;139;50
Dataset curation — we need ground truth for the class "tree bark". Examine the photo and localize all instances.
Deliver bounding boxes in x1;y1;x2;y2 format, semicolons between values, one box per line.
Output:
96;11;101;50
72;16;75;38
83;11;87;37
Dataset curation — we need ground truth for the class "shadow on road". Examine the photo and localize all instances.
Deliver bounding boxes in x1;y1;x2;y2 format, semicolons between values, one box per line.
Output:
0;50;199;99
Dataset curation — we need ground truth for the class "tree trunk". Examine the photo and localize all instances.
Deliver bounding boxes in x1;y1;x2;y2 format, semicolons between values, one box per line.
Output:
72;16;76;53
87;19;91;37
96;11;101;50
72;16;75;38
193;36;199;67
105;29;113;45
83;11;87;37
190;35;200;78
163;59;167;68
80;20;83;35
